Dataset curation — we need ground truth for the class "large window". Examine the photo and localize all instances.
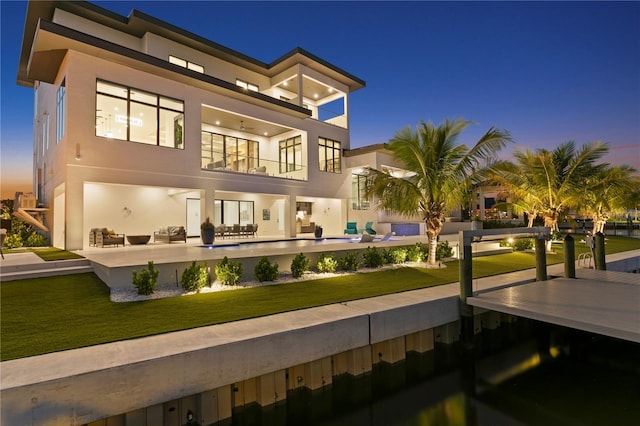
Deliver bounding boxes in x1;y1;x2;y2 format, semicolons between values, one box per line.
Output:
319;137;341;173
279;136;302;173
352;173;370;210
214;200;254;226
95;80;184;148
201;131;259;171
56;80;65;144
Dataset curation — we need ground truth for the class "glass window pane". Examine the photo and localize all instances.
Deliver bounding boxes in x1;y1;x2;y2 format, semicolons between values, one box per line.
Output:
97;81;127;98
224;200;239;225
187;62;204;73
96;94;127;140
214;200;222;226
160;97;183;112
239;201;253;225
160;110;183;148
169;55;187;67
129;102;157;144
130;89;157;105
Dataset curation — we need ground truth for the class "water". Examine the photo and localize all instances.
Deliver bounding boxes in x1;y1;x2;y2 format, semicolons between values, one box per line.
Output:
230;322;640;426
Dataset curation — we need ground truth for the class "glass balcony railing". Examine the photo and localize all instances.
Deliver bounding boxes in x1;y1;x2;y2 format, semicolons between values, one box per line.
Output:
202;157;307;181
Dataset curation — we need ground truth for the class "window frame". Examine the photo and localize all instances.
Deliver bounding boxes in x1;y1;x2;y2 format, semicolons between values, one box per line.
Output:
169;55;204;73
279;136;302;173
201;130;259;172
318;137;342;173
95;80;184;149
56;79;65;144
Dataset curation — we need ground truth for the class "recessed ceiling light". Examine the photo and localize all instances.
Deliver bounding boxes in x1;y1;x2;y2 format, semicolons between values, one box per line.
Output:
314;94;318;99
215;120;220;125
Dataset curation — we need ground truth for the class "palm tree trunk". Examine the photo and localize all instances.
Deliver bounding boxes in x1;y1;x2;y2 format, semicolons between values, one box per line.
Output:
425;216;443;265
543;212;558;253
428;235;438;265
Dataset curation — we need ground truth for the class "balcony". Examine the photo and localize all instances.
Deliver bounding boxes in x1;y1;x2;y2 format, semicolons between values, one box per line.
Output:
202;156;307;181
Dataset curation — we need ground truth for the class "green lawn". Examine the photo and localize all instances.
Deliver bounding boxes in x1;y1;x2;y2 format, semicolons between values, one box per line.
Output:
1;236;638;361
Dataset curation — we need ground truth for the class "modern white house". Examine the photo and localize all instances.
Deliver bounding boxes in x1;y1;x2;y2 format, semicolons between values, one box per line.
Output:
18;0;370;250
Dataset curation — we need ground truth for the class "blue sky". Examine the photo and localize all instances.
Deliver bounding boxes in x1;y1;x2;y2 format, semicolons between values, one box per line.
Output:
2;0;639;198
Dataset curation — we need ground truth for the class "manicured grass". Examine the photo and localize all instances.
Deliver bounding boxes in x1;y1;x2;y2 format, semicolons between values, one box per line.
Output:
4;247;85;261
30;247;85;261
1;236;638;361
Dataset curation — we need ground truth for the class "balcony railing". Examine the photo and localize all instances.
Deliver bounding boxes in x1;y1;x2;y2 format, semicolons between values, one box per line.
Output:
202;157;307;181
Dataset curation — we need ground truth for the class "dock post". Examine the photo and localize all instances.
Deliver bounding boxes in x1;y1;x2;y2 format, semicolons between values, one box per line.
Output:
564;234;575;278
458;232;475;396
594;232;606;270
535;237;547;281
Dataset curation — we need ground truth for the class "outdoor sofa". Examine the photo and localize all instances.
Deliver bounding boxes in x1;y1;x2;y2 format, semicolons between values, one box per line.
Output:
154;226;186;243
90;228;125;247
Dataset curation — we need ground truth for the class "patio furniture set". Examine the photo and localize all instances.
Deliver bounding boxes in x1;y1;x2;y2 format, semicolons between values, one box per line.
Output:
215;224;258;238
89;226;187;247
344;221;377;235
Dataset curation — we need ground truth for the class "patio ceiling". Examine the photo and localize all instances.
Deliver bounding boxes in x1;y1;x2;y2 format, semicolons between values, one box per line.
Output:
201;107;293;137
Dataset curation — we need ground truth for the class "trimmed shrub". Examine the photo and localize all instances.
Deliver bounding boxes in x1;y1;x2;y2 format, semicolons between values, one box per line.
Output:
3;233;23;249
180;261;208;292
316;253;338;273
388;247;408;264
291;253;310;278
407;242;428;262
363;246;384;268
215;256;243;286
339;251;360;272
255;256;279;282
513;238;535;251
25;232;47;247
436;241;454;260
132;261;159;295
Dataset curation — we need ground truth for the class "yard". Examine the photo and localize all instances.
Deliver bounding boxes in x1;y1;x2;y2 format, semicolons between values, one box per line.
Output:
1;236;638;361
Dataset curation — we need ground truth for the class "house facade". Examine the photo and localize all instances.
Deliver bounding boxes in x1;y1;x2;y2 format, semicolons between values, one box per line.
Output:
18;0;365;250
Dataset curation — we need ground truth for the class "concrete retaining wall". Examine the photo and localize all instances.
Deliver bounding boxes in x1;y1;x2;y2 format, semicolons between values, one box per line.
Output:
1;285;466;426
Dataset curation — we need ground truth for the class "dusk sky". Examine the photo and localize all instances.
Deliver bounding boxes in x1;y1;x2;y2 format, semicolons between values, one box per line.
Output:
2;0;639;199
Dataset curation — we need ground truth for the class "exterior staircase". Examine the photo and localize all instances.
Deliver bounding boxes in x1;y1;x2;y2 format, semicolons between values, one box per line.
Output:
0;259;94;282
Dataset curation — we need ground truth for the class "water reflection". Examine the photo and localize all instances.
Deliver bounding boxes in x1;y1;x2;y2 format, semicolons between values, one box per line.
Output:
230;323;640;426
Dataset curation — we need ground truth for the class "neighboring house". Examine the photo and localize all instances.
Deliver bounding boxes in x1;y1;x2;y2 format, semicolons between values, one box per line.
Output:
343;144;467;236
18;0;365;250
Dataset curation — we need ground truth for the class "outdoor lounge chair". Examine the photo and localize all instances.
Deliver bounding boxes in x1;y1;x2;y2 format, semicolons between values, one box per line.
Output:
379;231;394;241
364;222;376;235
344;222;359;235
358;233;375;243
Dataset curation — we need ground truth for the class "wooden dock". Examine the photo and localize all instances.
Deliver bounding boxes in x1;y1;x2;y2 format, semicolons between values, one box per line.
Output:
468;267;640;343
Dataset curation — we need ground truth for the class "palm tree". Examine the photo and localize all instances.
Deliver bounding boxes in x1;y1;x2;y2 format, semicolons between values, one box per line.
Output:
578;165;639;234
364;119;512;265
491;141;610;251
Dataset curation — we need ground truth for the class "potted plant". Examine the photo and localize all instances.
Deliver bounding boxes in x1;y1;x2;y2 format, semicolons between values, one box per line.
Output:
314;224;323;238
201;217;215;245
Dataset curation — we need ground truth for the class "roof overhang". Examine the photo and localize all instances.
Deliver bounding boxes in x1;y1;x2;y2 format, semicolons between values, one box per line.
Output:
18;1;365;93
24;18;311;118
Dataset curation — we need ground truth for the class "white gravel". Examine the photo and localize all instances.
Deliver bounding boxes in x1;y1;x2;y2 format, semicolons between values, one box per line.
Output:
109;262;443;303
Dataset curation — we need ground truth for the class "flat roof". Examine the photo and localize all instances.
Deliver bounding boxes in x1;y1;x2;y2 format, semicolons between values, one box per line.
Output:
18;0;366;91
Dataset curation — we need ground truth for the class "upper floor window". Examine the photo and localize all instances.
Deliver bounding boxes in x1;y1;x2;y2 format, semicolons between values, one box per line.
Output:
236;79;258;92
95;80;184;149
352;173;370;210
201;131;259;172
56;80;65;144
169;55;204;73
279;136;302;173
319;137;341;173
